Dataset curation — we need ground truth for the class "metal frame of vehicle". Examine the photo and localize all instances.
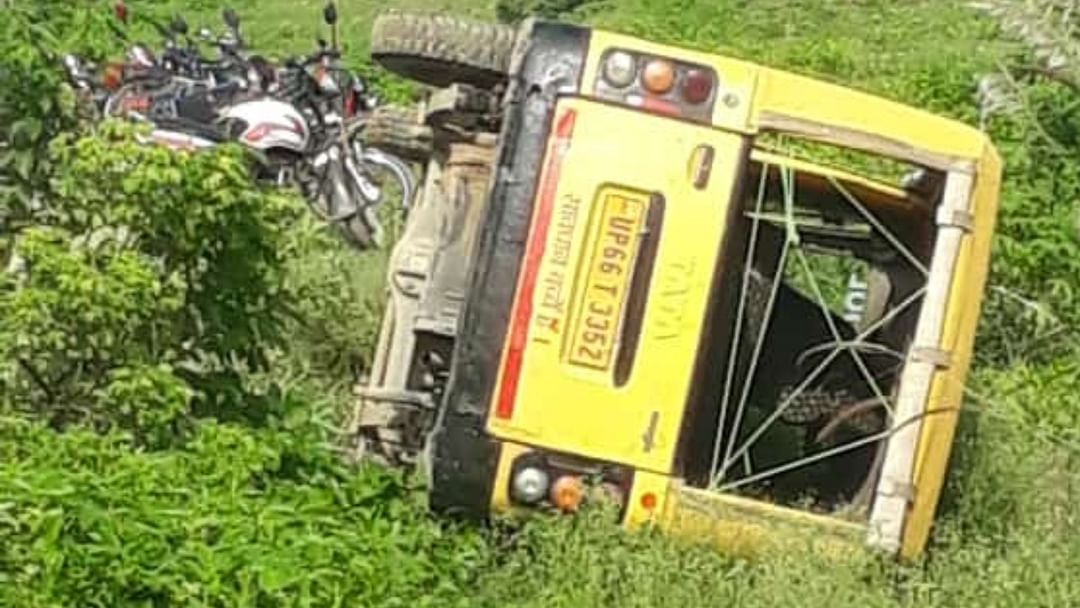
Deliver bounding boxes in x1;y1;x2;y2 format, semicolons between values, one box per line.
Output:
356;19;1001;561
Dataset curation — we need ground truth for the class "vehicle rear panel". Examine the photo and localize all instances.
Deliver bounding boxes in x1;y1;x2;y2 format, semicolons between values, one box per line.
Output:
486;97;747;473
426;19;1002;561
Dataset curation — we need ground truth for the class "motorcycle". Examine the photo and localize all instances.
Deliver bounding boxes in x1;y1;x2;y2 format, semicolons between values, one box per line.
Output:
65;1;415;249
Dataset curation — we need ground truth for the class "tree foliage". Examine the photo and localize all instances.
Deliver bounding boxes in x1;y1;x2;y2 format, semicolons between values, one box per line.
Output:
968;0;1080;364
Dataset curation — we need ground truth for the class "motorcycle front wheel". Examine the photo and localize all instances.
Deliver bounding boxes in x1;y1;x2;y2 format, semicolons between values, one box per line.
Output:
337;135;417;250
300;145;381;250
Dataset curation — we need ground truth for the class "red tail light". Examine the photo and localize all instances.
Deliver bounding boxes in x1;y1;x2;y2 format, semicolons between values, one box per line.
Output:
121;95;150;112
681;68;713;104
494;108;577;420
640;492;658;511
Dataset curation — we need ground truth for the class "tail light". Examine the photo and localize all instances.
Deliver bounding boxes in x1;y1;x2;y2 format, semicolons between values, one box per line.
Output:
602;51;637;88
507;451;633;517
113;0;128;24
511;467;550;505
641;59;675;94
102;63;124;90
640;491;658;511
344;90;357;118
594;49;717;121
550;475;585;512
121;95;150;113
680;68;713;105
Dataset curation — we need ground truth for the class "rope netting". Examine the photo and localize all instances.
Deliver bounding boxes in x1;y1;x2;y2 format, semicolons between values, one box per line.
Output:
706;159;934;515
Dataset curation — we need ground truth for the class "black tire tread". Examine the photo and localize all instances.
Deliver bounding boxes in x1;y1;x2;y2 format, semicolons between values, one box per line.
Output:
370;11;515;89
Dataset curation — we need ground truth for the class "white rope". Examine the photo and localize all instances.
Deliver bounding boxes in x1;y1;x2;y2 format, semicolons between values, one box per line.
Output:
721;430;890;492
716;165;800;482
710;164;933;487
781;160;801;246
718;239;791;480
716;381;1080;495
713;285;928;484
791;248;897;420
796;341;907;367
828;176;929;277
709;162;772;477
718;407;953;493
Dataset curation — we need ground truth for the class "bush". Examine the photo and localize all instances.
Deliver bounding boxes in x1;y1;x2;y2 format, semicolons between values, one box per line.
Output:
0;226;188;438
1;2;122;240
0;123;301;442
49;125;299;370
1;5;76;240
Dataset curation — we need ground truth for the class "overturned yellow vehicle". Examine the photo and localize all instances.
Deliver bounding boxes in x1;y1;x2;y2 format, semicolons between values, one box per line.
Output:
353;12;1001;561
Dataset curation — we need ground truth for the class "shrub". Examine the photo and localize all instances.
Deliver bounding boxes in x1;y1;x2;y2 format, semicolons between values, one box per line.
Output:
48;125;300;372
1;2;121;240
0;123;301;441
0;227;187;434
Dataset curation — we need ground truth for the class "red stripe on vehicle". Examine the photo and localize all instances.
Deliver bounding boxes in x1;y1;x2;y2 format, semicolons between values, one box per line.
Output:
494;108;577;420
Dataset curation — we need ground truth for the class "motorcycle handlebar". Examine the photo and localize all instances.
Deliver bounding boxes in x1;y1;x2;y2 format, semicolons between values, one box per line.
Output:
285;46;342;69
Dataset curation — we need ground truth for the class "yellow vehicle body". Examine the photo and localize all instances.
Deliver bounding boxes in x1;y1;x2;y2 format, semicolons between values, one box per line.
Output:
396;21;1001;562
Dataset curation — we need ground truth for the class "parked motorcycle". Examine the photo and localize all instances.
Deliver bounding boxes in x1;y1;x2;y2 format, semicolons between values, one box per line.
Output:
62;1;414;250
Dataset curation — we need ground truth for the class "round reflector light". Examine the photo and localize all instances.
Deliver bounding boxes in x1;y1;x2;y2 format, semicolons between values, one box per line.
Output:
681;68;714;104
640;492;658;511
602;51;637;88
511;466;550;505
641;59;675;94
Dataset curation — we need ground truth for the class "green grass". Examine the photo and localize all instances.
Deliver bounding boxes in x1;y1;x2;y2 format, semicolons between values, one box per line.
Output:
6;0;1080;606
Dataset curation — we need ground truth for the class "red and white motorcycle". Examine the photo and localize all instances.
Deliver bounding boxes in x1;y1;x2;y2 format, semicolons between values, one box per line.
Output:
76;2;414;249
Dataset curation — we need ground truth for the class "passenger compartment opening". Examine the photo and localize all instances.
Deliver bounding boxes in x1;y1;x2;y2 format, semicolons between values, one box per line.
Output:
678;137;944;523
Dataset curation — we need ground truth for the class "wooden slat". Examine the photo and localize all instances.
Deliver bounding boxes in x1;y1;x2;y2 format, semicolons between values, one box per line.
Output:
866;171;973;555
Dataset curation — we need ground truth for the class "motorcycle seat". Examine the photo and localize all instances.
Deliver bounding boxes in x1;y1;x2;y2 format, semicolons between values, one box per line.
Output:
152;115;229;143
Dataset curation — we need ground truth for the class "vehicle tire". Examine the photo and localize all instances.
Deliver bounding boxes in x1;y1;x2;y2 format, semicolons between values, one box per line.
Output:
370;11;516;89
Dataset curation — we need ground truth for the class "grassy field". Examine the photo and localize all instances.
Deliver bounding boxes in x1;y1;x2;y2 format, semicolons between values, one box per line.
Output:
4;0;1080;606
231;0;1080;604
